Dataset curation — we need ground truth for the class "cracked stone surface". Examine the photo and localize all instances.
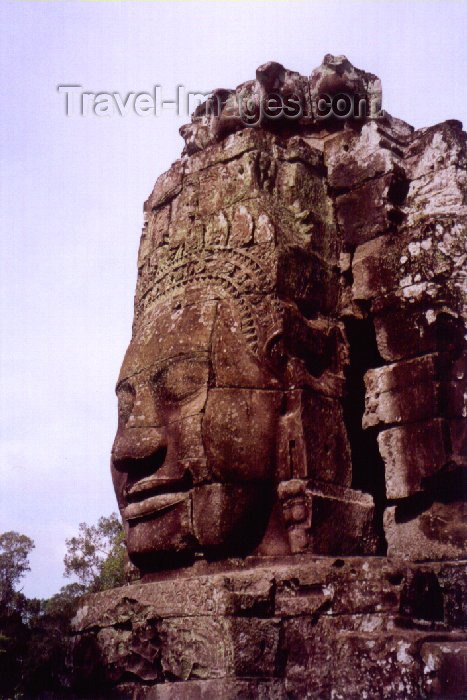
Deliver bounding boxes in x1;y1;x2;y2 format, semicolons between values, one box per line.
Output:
71;55;466;698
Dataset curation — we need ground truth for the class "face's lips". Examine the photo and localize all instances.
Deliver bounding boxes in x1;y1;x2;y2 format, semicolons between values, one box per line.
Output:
123;492;188;522
125;474;187;500
122;471;192;522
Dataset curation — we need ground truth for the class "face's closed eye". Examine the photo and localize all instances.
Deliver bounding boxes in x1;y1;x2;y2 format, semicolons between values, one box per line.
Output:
152;356;209;405
115;355;209;431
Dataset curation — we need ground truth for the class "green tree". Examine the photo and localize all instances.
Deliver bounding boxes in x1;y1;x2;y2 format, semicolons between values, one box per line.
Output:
0;531;35;696
0;519;127;697
64;513;126;591
0;531;34;609
45;582;87;618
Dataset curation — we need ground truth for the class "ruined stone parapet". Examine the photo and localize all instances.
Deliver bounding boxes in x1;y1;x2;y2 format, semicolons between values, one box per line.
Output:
70;558;466;698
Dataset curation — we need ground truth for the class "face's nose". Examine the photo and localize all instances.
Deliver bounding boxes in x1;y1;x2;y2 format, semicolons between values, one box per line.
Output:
112;378;172;499
111;424;169;497
125;384;163;429
112;425;167;465
112;373;205;509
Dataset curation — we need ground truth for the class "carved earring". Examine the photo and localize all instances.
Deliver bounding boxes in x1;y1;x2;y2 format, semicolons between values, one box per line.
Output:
276;390;311;553
278;479;312;554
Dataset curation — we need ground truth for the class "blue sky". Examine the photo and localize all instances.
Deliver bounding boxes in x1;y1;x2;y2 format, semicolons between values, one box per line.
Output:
0;0;465;599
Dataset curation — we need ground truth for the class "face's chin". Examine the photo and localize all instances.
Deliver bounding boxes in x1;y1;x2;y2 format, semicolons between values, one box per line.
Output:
115;466;196;564
125;495;196;565
123;482;273;568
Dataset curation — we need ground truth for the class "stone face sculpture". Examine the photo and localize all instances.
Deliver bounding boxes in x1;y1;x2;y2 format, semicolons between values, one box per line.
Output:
111;64;387;573
70;56;466;698
111;54;466;578
110;166;380;569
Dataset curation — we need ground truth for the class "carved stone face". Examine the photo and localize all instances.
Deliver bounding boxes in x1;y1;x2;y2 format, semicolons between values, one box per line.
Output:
111;296;282;569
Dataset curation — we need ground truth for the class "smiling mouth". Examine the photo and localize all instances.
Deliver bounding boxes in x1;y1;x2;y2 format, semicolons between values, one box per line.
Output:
123;472;192;522
123;492;188;521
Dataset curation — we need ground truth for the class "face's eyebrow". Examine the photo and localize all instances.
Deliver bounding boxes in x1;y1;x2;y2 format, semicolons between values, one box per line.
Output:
116;351;210;391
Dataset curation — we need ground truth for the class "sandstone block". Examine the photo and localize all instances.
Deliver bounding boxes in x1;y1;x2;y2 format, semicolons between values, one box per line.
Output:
278;480;377;555
450;418;467;463
148;205;170;249
335;173;403;247
352;216;465;303
157;616;281;682
192;484;265;550
308;485;378;555
277;248;338;313
96;623;161;684
378;419;450;498
364;353;445;395
405;164;467;227
145;159;184;210
135;678;287;699
373;302;464;362
309;53;383;124
184;129;273;175
229;203;255;246
210;297;282;389
275;160;336;258
364;377;440;428
325;121;402;188
159;617;232;680
404;120;466;181
301;392;352;486
400;563;467;628
283;616;431;699
384;502;467;561
229;618;280;677
198;153;259;215
363;353;465;429
420;641;467;697
202;388;282;482
274;557;404;618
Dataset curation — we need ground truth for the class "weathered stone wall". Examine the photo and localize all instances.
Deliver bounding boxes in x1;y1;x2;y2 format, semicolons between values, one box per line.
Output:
335;118;466;561
71;56;466;697
70;558;466;698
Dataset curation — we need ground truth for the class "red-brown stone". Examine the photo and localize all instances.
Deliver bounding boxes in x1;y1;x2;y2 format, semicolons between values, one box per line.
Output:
72;55;466;698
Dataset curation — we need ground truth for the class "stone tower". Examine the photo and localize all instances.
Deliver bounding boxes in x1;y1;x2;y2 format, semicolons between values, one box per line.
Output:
71;56;466;698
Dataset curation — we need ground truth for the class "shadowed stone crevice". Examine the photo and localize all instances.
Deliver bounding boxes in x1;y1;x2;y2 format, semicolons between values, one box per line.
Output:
400;570;444;623
343;316;387;553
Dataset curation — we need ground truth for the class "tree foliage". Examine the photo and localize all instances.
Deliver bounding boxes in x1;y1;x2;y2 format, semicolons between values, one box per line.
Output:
0;531;35;608
0;531;36;695
64;512;126;591
0;516;127;696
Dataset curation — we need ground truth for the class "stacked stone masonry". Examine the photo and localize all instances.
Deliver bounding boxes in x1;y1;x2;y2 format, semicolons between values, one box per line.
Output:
71;558;466;698
71;56;466;698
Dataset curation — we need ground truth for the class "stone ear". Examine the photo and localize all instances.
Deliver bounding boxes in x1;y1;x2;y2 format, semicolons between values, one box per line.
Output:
263;332;288;381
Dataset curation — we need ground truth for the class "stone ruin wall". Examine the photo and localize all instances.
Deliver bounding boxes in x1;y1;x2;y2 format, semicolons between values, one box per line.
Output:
70;56;466;699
